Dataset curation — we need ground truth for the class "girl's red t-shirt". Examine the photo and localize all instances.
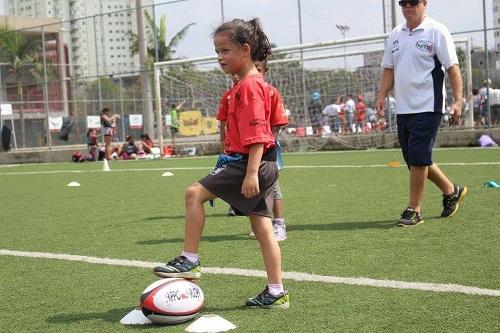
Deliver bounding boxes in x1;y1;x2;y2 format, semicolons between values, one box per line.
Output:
224;74;275;154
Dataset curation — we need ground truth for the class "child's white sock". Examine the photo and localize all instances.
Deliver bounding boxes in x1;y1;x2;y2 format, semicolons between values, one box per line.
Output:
272;218;285;225
267;283;284;296
182;250;199;263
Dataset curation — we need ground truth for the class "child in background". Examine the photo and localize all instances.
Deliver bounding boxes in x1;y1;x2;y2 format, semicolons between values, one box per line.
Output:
216;74;240;217
86;128;98;161
355;95;366;133
153;18;289;309
254;59;288;241
139;133;154;154
100;107;119;160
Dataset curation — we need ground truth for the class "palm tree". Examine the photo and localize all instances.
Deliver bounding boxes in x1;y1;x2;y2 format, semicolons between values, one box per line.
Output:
0;26;43;147
128;11;194;63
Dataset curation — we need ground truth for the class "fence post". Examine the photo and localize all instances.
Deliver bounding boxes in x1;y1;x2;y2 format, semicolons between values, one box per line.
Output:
297;0;308;129
42;26;52;150
483;0;492;127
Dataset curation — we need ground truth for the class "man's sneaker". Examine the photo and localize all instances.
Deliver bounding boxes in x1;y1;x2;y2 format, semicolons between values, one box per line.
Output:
245;287;290;309
441;184;468;218
227;207;236;217
153;256;201;279
273;221;287;241
249;230;255;238
398;208;424;227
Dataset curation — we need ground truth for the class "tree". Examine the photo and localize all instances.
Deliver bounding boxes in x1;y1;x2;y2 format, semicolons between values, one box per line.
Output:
85;77;121;113
0;26;43;147
128;11;194;64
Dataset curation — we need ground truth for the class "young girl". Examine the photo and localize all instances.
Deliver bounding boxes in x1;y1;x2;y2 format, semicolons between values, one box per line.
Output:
100;107;119;160
154;18;289;309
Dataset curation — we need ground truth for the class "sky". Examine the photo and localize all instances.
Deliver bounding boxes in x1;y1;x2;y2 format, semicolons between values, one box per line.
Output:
153;0;494;60
0;0;494;59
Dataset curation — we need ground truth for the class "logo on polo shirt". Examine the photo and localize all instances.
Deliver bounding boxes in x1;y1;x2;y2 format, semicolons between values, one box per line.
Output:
391;39;400;53
415;40;433;53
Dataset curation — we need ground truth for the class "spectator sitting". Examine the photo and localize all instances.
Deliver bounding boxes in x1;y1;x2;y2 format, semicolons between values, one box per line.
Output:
139;133;154;154
118;135;139;160
86;128;98;161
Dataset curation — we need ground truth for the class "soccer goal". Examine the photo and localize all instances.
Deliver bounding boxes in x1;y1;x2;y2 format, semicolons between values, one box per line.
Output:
153;34;472;152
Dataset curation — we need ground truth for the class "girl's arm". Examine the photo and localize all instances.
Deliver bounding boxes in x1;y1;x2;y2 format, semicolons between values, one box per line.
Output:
219;121;226;152
241;143;264;198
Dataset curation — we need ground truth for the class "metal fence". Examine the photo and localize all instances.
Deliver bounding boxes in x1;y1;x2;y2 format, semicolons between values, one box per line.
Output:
0;0;497;150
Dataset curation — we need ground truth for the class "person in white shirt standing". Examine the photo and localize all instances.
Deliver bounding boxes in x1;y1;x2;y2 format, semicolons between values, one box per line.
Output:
375;0;467;226
345;94;356;133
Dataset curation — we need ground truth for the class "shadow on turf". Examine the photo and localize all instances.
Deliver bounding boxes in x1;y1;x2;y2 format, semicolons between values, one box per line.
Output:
287;216;442;231
138;217;445;246
47;307;132;325
145;213;227;221
136;233;251;245
287;219;396;231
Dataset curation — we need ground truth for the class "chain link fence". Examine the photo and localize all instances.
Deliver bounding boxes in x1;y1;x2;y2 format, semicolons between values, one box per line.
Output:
0;0;497;150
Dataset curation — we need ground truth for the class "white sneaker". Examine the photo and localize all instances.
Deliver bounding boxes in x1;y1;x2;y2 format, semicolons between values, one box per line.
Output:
249;230;255;238
273;222;287;241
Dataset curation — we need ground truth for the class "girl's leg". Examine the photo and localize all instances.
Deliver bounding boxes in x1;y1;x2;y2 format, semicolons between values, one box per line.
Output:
153;182;216;279
104;136;111;159
250;213;282;284
273;199;284;219
183;182;216;253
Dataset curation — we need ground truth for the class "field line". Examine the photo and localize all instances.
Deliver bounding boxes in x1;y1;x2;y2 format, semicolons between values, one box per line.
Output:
1;249;498;297
1;161;500;176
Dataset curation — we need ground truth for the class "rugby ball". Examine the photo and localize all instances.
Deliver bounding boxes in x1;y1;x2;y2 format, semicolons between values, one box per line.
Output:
140;278;204;325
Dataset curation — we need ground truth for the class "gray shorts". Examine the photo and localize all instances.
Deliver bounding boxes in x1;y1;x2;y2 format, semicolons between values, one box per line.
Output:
272;180;283;200
199;159;278;217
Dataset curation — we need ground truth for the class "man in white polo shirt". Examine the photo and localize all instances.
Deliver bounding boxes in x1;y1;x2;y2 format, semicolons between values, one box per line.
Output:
375;0;467;226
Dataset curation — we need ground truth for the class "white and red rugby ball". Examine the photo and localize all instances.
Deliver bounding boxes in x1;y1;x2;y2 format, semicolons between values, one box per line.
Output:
140;278;204;325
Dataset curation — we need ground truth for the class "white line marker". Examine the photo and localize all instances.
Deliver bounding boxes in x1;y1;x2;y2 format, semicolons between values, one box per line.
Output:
1;249;498;297
1;162;499;176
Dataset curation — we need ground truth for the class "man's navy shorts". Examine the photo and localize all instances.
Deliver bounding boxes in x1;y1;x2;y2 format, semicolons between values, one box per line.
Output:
397;112;442;167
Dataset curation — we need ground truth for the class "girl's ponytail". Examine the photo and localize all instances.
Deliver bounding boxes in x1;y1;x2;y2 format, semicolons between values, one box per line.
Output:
213;18;272;62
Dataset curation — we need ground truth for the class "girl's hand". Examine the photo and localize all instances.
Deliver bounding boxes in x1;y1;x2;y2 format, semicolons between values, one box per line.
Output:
241;172;259;198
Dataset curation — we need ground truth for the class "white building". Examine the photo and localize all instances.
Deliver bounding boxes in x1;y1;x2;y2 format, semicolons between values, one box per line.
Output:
494;0;500;50
6;0;153;77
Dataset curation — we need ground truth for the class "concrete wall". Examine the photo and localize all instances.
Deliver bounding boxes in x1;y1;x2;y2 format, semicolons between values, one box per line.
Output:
1;129;499;165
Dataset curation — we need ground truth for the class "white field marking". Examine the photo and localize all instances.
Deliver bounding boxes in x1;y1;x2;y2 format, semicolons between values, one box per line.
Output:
1;161;500;176
1;249;499;297
289;146;500;155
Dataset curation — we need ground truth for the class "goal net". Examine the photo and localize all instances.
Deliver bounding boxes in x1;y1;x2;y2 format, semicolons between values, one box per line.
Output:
154;34;472;152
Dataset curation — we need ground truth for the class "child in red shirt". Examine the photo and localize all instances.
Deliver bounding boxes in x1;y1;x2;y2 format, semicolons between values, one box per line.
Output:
154;18;289;309
254;59;288;241
355;95;366;133
216;74;239;153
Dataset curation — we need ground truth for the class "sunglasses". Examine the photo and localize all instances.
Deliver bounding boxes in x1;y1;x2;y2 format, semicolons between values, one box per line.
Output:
398;0;422;7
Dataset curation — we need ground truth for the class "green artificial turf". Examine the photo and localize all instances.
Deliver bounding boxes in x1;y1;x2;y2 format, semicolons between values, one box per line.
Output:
0;148;499;332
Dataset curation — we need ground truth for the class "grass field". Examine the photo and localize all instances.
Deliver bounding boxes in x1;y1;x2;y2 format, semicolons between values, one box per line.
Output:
1;148;499;332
